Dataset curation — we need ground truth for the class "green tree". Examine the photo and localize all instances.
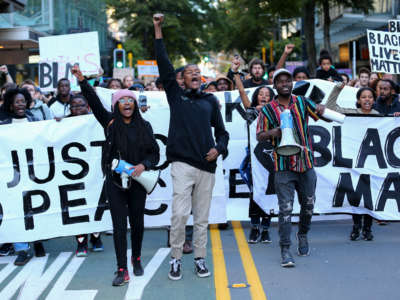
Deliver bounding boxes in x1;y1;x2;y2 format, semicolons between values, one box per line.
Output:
320;0;373;54
106;0;213;62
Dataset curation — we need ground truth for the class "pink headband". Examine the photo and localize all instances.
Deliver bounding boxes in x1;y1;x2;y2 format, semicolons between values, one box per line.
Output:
111;89;137;109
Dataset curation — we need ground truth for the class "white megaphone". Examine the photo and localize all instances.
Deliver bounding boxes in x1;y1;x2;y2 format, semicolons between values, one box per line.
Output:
276;109;302;157
111;159;160;194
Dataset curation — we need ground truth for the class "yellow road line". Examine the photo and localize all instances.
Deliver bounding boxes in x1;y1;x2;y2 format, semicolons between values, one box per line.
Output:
232;221;267;300
210;224;231;300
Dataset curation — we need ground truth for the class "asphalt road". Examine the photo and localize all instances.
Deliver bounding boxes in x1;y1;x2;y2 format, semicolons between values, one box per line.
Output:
0;219;399;300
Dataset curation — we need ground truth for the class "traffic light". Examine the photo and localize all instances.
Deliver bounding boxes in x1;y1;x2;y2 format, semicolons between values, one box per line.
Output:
203;55;209;62
113;48;126;69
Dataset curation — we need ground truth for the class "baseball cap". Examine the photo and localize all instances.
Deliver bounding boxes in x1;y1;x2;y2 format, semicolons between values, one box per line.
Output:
272;68;293;83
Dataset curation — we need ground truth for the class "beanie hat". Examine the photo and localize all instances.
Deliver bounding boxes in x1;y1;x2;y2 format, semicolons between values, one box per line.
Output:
111;89;136;110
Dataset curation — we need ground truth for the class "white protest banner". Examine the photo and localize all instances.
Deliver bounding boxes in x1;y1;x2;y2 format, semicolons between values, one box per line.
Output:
367;29;400;74
0;115;226;243
1;79;387;243
137;60;159;77
250;116;400;220
388;19;400;33
39;32;101;91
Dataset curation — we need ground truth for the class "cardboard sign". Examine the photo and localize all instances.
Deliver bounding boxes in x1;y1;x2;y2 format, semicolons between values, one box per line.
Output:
367;29;400;74
137;60;159;77
112;67;135;82
39;32;101;91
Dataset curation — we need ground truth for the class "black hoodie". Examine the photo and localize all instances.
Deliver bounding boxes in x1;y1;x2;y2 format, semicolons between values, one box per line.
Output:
155;39;229;173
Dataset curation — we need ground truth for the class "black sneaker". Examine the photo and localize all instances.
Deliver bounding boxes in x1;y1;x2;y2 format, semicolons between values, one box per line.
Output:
112;268;129;286
281;246;295;267
260;230;271;243
0;243;14;256
34;242;46;257
297;233;310;256
14;251;32;266
132;256;144;276
248;226;260;243
350;226;361;241
76;243;88;257
194;258;211;278
168;258;182;280
91;235;104;252
362;230;374;241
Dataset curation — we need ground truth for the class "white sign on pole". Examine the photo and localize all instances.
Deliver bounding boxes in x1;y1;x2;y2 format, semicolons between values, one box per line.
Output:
137;60;159;77
367;29;400;74
39;32;101;91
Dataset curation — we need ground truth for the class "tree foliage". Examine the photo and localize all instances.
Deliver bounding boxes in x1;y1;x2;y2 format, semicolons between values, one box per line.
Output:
106;0;213;62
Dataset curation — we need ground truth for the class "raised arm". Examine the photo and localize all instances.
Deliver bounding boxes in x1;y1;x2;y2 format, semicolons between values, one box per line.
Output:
153;13;180;96
71;65;111;128
325;82;347;114
233;73;251;109
276;44;295;70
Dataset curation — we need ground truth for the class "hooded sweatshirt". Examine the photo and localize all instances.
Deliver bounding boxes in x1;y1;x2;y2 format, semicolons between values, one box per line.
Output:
29;99;53;120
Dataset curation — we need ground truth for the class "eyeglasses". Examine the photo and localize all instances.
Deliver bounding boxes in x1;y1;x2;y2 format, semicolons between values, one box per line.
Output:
119;98;135;104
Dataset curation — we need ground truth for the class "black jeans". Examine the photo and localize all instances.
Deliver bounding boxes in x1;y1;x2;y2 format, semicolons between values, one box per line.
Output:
274;169;317;247
352;214;373;231
249;195;271;229
106;176;147;269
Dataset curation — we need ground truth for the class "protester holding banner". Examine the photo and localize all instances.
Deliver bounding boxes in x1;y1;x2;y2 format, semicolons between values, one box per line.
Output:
48;78;72;118
257;68;327;268
154;13;229;281
71;65;160;286
325;84;380;240
234;72;275;243
64;94;105;256
0;87;40;265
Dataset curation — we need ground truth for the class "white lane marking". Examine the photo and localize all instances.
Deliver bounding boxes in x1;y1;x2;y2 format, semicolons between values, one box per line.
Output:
46;255;97;300
125;248;171;300
0;252;71;300
0;256;17;284
17;252;71;300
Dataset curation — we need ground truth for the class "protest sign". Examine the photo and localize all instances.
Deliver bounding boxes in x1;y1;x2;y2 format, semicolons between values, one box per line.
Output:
388;19;400;33
137;60;159;77
113;67;135;82
367;29;400;74
39;32;101;91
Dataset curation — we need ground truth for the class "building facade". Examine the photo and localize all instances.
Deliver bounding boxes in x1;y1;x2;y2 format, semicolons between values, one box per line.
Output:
0;0;115;83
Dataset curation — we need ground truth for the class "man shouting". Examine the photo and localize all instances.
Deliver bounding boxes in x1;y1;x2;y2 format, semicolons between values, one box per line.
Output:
153;13;229;280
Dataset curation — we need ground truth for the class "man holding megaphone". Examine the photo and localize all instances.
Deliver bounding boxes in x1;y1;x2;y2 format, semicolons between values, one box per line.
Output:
71;66;160;286
257;69;329;268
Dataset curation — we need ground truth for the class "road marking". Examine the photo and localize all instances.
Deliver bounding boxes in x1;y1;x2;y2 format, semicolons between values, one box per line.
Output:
46;255;97;300
210;224;231;300
0;252;71;300
232;221;267;300
125;248;170;300
0;256;17;284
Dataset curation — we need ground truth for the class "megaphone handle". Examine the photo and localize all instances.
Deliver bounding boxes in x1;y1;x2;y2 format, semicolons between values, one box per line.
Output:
121;173;129;189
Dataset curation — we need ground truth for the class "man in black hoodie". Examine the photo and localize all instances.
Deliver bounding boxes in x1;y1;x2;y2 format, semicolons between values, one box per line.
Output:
153;13;229;281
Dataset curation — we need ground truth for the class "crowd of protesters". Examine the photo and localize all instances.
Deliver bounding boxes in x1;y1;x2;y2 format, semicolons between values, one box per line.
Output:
0;13;400;284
